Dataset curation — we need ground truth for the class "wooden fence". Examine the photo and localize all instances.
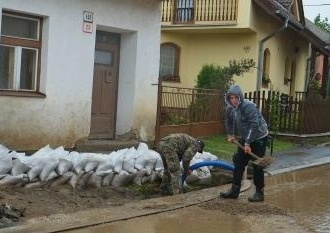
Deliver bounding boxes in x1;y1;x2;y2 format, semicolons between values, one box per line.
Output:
155;84;330;141
244;91;330;135
155;84;225;141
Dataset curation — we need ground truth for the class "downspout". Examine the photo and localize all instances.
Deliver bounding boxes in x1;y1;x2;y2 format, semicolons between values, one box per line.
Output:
256;3;294;91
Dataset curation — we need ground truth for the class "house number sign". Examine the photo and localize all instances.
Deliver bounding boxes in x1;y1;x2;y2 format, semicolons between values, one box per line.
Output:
83;11;93;33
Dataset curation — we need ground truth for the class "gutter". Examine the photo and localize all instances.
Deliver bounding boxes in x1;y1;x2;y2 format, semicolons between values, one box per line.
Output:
256;2;294;91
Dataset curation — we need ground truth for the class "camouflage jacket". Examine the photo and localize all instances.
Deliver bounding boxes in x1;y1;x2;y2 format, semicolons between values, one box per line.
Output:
158;133;197;173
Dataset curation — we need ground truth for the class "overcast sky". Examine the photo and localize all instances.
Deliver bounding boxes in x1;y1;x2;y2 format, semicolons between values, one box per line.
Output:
303;0;330;21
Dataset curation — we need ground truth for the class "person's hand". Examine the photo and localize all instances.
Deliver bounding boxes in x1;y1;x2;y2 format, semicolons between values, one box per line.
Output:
244;144;251;154
227;136;236;142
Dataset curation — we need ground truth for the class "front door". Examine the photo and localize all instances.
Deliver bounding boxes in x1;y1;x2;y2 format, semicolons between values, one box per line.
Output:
90;31;120;139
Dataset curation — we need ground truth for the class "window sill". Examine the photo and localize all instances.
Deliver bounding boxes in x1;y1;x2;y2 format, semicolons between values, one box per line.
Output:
0;90;46;98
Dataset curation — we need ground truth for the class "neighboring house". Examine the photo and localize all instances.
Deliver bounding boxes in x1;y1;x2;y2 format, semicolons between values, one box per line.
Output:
160;0;330;97
0;0;161;150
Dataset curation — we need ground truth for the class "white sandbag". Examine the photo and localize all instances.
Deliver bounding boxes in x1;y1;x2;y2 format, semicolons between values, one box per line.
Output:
86;173;102;189
74;153;108;173
193;151;218;161
28;145;54;165
95;151;116;174
136;143;149;155
76;171;93;188
84;161;99;172
122;158;137;174
122;147;138;174
102;172;115;186
134;144;150;170
11;158;31;176
132;170;148;185
45;171;59;181
39;160;58;182
0;143;9;153
51;146;70;160
96;169;113;177
68;151;82;168
111;170;134;187
27;163;44;181
144;150;159;175
74;159;89;174
0;150;14;175
51;171;74;188
69;173;79;188
56;159;73;175
0;174;29;186
113;149;128;173
25;181;43;188
154;155;164;172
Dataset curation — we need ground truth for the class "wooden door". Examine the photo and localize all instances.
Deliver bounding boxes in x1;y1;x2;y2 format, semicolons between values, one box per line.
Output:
90;31;120;139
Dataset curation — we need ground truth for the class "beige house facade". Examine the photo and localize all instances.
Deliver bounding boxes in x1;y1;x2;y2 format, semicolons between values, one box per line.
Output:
160;0;330;97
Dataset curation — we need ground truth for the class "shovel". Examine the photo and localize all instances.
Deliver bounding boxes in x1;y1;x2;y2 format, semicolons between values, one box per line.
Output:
232;140;273;169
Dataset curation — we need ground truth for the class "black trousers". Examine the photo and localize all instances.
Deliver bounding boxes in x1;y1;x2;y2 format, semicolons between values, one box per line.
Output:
232;137;268;190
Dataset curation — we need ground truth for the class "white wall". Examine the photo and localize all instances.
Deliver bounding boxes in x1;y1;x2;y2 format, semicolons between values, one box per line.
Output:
0;0;161;150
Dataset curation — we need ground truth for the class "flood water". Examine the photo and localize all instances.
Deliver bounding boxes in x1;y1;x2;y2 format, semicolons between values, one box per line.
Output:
67;164;330;233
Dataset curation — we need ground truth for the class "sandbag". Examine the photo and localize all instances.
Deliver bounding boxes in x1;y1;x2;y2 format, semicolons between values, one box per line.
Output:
27;162;44;181
102;172;115;186
86;173;102;189
111;171;134;187
0;150;13;175
50;171;74;188
11;158;31;176
39;160;58;182
84;161;99;172
0;174;29;186
56;159;73;175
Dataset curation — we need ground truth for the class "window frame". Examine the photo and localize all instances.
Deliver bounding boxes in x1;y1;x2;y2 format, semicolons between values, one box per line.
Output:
159;42;180;82
0;11;44;98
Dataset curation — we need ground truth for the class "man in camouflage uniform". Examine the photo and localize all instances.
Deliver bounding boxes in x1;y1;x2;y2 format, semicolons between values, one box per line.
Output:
156;133;203;195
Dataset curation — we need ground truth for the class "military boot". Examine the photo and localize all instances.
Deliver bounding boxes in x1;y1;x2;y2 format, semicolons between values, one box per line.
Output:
220;184;240;199
248;189;264;202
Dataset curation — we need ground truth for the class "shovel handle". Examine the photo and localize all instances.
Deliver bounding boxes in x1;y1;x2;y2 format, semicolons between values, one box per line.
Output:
232;140;262;160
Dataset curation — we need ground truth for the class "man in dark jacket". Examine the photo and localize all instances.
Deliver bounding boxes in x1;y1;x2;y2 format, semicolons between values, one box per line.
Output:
156;133;203;195
220;85;269;202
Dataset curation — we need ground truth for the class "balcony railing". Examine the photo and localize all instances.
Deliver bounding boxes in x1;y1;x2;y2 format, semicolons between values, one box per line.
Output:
161;0;238;25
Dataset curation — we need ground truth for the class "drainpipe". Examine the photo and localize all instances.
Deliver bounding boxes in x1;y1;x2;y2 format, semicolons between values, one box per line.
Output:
256;3;294;91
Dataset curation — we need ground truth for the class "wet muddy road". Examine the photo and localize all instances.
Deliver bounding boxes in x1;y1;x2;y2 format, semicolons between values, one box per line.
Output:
67;164;330;233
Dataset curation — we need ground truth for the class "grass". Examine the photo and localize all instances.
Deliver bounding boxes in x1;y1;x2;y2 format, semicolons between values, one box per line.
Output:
203;134;297;161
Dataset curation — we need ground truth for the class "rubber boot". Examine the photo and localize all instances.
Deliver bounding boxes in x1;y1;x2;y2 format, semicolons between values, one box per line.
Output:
220;184;240;199
248;189;264;202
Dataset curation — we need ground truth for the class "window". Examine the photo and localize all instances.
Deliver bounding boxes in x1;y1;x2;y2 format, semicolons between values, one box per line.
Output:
176;0;194;23
159;43;180;82
0;11;43;96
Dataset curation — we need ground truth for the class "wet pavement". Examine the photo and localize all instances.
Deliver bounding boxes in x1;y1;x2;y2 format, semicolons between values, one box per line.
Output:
1;143;330;233
267;143;330;175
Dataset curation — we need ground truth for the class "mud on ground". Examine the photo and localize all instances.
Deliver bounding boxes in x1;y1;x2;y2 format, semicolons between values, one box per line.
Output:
0;169;289;229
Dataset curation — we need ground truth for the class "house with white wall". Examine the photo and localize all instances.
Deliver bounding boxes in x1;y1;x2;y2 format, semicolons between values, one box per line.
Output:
0;0;161;150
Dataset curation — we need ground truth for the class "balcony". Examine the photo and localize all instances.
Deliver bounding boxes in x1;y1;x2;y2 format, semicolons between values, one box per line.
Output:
161;0;238;26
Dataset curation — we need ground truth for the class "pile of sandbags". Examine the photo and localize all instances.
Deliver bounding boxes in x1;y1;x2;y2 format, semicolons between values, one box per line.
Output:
0;143;164;189
0;142;220;190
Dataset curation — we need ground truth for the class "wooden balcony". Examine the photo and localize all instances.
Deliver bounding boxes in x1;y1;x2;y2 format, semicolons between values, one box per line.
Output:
161;0;238;26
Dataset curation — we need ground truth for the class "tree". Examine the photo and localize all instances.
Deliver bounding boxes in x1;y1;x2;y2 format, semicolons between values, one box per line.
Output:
195;58;255;93
314;14;330;34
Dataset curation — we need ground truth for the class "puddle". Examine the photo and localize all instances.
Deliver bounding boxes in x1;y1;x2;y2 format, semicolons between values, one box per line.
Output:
67;164;330;233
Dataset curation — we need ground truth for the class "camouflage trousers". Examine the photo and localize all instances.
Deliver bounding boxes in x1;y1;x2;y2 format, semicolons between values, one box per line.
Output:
157;142;181;195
